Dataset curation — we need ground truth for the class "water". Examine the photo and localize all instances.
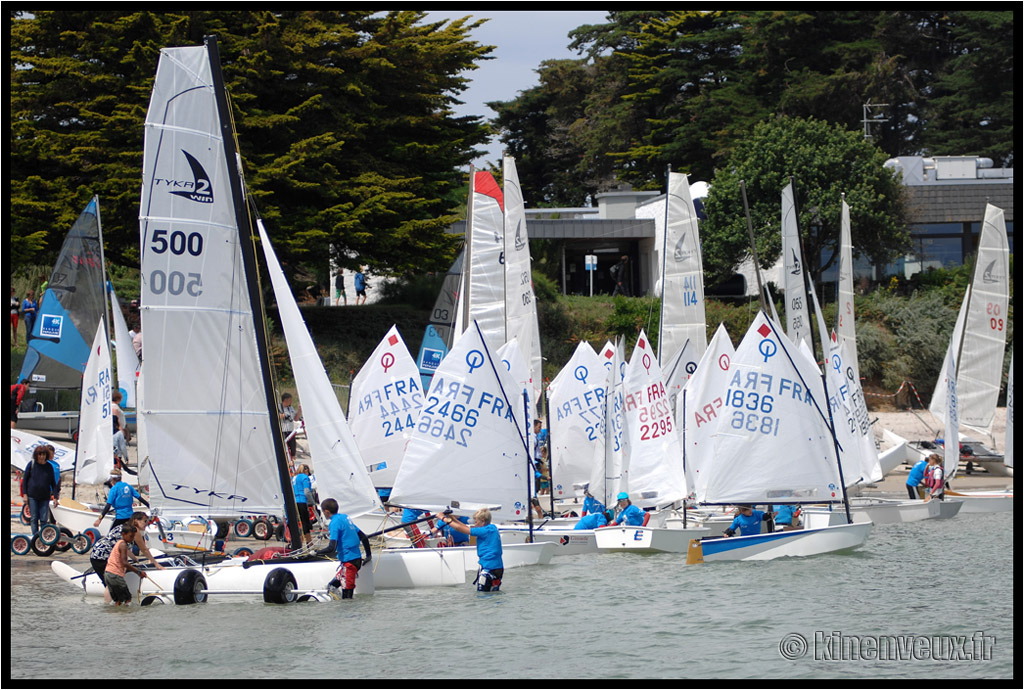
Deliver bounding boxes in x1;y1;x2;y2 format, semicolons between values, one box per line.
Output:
10;512;1013;679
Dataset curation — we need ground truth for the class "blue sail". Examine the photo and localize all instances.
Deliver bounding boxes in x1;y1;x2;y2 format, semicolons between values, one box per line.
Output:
19;197;106;389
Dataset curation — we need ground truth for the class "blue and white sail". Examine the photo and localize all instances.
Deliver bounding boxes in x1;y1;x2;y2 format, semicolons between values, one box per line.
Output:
547;341;607;500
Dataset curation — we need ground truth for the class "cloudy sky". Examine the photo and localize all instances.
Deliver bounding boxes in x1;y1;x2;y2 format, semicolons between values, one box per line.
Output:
424;10;610;167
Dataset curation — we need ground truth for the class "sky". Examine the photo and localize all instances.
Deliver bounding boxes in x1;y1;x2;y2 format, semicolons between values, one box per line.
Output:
424;10;610;168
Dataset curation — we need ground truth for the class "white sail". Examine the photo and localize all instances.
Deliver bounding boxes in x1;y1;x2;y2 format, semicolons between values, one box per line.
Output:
349;324;425;490
826;336;882;485
836;199;858;380
942;336;960;481
547;341;606;499
389;322;532;523
659;171;707;368
699;312;842;505
681;324;735;498
109;286;139;408
140;44;285;517
781;182;811;350
461;170;506;347
10;429;76;473
76;320;113;485
929;204;1009;433
590;341;626;507
621;330;686;507
661;338;692;417
257;220;381;518
502;156;543;406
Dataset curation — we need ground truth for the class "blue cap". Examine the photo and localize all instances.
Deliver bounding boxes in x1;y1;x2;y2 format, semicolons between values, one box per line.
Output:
616;492;629;501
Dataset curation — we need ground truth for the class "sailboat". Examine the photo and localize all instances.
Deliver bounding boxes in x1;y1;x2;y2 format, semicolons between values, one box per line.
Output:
388;321;555;567
17;196;109;436
685;311;872;562
593;330;710;553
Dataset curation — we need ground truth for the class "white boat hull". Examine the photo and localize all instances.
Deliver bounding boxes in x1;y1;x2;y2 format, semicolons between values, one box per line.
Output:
932;498;964;519
594;525;711;554
50;503;215;551
847;497;939;524
498;526;599;555
694;521;872;562
944;491;1013;513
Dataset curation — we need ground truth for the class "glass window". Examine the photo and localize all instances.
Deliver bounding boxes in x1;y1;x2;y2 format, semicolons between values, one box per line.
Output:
910;236;963;269
911;222;963;235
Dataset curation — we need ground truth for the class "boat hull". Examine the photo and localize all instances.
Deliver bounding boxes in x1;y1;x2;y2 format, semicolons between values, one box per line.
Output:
498;526;599;555
594;525;711;554
50;503;215;551
694;522;873;562
944;491;1013;513
847;497;939;524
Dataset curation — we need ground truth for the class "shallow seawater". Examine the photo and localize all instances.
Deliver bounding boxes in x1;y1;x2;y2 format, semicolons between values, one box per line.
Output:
9;512;1014;679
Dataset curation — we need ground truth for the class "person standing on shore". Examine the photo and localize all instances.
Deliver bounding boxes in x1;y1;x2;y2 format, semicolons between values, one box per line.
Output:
21;290;37;341
11;287;20;345
94;469;145;529
279;393;302;462
334;271;347;306
354;268;368;305
20;446;61;536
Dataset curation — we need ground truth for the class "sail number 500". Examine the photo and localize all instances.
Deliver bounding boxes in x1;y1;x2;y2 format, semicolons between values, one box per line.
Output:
150;229;204;256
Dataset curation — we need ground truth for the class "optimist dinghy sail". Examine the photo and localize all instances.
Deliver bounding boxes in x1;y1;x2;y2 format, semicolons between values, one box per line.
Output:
349;324;425;491
928;204;1009;435
74;319;114;485
547;341;606;500
589;341;626;509
835;198;859;381
389;322;533;523
138;38;299;531
681;324;735;498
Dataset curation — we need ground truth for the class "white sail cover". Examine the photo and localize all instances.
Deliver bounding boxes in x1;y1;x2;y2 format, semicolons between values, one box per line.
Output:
76;320;114;485
11;429;76;473
461;170;506;348
681;324;735;498
781;182;811;351
929;204;1009;433
699;312;842;505
660;171;707;368
621;330;686;507
109;286;140;408
349;324;425;490
547;341;606;499
140;44;285;517
258;221;381;518
835;199;859;380
390;322;532;522
502;156;543;406
590;341;625;507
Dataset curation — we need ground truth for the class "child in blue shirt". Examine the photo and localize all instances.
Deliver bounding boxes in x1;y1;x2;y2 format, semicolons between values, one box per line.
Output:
441;507;503;591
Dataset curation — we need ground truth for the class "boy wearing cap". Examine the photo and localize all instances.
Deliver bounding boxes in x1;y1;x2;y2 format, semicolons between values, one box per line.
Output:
94;469;143;529
610;492;645;526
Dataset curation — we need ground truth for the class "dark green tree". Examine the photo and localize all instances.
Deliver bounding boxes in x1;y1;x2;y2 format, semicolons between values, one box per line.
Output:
700;116;909;286
10;11;492;279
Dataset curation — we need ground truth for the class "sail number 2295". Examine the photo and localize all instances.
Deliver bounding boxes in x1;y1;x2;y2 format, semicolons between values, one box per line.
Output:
149;229;204;297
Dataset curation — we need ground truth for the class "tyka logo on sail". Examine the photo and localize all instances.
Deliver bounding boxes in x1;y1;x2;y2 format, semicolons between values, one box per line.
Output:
155;150;214;204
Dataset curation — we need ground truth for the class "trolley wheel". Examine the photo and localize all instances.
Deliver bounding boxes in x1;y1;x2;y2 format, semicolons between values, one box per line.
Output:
31;534;57;557
263;567;298;604
11;534;32;555
233;546;254;558
172;569;208;605
84;528;102;545
252;518;271;541
71;533;93;555
20;504;31;525
234;518;253;538
55;527;75;552
39;523;61;546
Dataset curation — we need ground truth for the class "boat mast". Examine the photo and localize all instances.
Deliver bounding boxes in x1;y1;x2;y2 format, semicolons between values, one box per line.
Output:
205;35;302;550
460;166;475;337
740;181;769;314
95;196;113;356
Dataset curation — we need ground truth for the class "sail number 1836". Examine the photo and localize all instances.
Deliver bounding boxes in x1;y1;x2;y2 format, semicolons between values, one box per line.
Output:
725;388;780;436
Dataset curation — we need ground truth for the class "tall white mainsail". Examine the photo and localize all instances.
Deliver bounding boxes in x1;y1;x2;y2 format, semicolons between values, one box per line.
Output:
781;182;811;351
698;312;842;505
140;43;286;517
929;204;1009;433
621;330;686;508
257;220;381;518
1005;354;1014;468
75;320;113;485
941;337;960;481
502;156;543;406
457;170;506;347
681;324;735;498
349;324;425;490
835;198;859;380
547;341;606;499
109;286;139;408
659;171;707;369
389;322;532;523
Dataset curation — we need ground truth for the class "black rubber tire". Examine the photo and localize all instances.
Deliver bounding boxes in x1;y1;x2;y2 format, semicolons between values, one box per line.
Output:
214;520;230;540
263;567;298;604
55;527;75;552
172;569;208;605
